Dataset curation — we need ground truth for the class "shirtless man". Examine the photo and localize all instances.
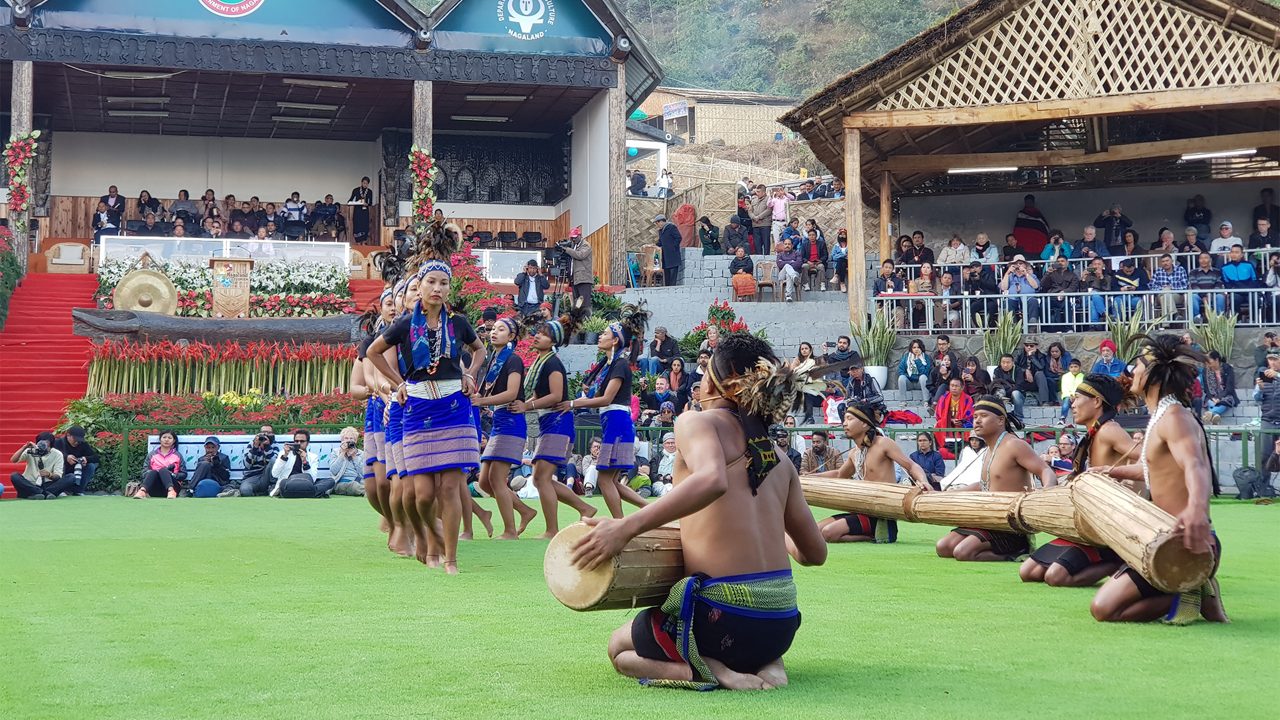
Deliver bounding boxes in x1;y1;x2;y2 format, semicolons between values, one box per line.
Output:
1089;334;1227;624
936;396;1057;562
572;333;827;690
815;403;930;544
1021;374;1135;586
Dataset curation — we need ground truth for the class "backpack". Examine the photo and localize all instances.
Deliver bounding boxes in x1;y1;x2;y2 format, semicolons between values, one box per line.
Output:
1234;466;1276;500
192;478;222;498
277;473;322;499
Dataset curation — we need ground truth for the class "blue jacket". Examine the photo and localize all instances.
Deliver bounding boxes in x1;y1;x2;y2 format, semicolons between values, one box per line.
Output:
1220;260;1259;288
1073;238;1110;259
1091;357;1126;377
898;352;933;380
910;450;946;479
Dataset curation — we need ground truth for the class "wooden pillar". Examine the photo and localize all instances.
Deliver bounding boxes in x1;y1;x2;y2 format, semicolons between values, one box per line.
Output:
845;129;866;328
11;60;34;272
412;80;432;151
607;63;627;285
879;171;892;261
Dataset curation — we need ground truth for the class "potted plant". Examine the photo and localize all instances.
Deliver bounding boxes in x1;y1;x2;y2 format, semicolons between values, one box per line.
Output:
981;311;1022;373
1106;308;1170;358
581;315;609;344
850;313;896;388
1193;306;1237;360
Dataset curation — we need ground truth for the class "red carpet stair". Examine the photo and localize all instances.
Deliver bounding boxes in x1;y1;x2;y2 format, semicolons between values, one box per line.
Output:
350;279;386;314
0;274;99;498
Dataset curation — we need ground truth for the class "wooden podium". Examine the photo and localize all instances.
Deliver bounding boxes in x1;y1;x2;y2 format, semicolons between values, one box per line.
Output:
209;258;253;319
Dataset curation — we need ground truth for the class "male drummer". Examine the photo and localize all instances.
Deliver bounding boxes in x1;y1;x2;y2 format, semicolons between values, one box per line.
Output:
815;403;930;544
1089;334;1227;624
572;332;827;690
935;396;1057;562
1020;374;1135;587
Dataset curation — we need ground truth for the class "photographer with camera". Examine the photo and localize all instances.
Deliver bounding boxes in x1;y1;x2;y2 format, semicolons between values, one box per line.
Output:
233;425;279;497
270;429;329;497
557;225;595;314
329;426;366;496
8;432;73;499
514;259;550;316
54;425;100;495
187;437;232;498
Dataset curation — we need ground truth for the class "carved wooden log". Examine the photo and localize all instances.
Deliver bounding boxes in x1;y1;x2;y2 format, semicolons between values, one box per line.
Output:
72;309;359;345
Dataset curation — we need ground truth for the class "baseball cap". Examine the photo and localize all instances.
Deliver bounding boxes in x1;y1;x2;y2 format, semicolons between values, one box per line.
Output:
662;432;676;442
968;260;983;268
203;436;220;446
652;214;666;223
67;425;86;440
1268;347;1280;358
569;226;582;238
1220;221;1232;229
481;308;498;322
1013;254;1027;262
1120;258;1136;267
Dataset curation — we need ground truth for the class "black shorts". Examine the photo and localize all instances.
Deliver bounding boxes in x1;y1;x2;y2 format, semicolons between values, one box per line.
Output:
833;513;898;543
952;527;1031;559
1030;539;1120;575
631;603;801;675
1116;534;1222;599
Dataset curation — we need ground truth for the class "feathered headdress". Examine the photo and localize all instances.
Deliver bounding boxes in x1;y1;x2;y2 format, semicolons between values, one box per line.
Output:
530;298;589;348
612;300;651;345
412;220;464;277
1130;333;1204;407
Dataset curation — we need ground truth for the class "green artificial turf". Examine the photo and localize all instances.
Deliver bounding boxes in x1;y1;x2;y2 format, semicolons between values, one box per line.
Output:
1;498;1275;720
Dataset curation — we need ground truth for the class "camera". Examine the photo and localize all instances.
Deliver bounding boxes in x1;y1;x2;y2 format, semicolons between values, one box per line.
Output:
255;433;270;446
342;440;355;450
30;439;50;457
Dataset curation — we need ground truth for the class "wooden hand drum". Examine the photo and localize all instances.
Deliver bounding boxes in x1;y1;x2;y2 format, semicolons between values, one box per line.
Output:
544;522;685;612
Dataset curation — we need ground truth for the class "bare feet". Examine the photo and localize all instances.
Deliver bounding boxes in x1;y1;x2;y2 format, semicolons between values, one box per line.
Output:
388;527;414;557
1200;579;1230;623
705;658;774;691
426;554;442;569
380;517;391;534
538;530;557;540
756;659;788;688
477;508;494;538
581;506;598;520
460;531;474;541
443;560;459;575
516;504;537;536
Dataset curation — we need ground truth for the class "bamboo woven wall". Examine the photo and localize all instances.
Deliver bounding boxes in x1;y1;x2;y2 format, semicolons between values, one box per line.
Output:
874;0;1280;111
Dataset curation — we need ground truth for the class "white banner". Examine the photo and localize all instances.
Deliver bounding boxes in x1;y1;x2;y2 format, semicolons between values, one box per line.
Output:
147;433;351;482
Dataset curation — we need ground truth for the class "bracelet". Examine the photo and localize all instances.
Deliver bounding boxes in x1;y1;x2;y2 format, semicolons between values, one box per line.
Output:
569;399;575;409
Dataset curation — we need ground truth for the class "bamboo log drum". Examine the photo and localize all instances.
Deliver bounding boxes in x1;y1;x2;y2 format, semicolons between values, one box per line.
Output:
799;476;919;520
1070;472;1213;593
544;522;685;611
908;490;1025;532
1011;487;1093;545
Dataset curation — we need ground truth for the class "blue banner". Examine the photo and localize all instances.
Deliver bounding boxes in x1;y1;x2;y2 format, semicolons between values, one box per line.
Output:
433;0;612;57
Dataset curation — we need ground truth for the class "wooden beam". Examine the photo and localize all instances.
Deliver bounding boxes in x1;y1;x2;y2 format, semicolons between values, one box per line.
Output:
412;80;432;150
877;131;1280;174
845;129;866;329
844;84;1280;129
607;63;627;285
879;171;892;261
11;60;32;273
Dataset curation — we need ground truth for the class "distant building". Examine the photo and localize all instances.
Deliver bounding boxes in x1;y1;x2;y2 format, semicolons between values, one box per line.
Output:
639;86;798;147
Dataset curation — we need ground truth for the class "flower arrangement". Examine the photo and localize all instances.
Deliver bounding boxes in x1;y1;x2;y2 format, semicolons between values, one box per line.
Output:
409;147;438;226
0;226;21;330
677;300;761;358
4;130;40;236
87;340;358;396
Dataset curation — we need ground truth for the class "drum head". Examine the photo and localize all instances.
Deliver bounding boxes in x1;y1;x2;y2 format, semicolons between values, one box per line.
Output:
544;522;614;611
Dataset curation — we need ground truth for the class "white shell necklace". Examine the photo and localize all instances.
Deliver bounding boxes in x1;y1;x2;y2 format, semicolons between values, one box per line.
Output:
1140;395;1180;491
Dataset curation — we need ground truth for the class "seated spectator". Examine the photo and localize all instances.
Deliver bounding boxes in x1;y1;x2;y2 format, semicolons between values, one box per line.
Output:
1210;221;1241;255
1254;349;1280;466
1072;225;1109;261
171;220;189;238
698;325;721;354
800;428;843;475
933;271;962;328
1001;233;1022;262
873;259;906;326
1110;258;1149;316
1042;436;1076;477
330;426;366;495
961;356;990;398
960;261;998;327
780;218;803;246
1249;216;1278;253
55;425;99;495
1149;228;1179;257
776;239;803;302
941;435;985;489
1221;244;1260;316
513;259;548;316
136;212;163;236
909;432;946;489
639;326;679;377
1091;340;1125;377
938;233;968;272
8;432;72;499
1119;229;1141;259
790;342;822;424
169;189;201;224
226;219;251;239
909;231;935;265
1182;252;1225;324
244;198;267;232
1201;351;1237;425
722;215;749;255
641;375;676;413
897;339;933;404
895;235;916;265
697;216;721;255
227;197;247;226
728;246;757;300
1150;252;1189;320
1059;357;1085;423
187;436;232;497
1043;341;1072;398
999;255;1041;324
1081;256;1113;325
642;402;677;429
933;377;974;458
233;425;279;497
1094;204;1132;255
100;184;124;213
909;261;940;326
1040;230;1070;264
91;200;121;243
1178;226;1208;255
1040;254;1082;329
137;190;166;221
845;363;886;417
970;232;998;265
783;415;808;454
820;384;848;425
1014;339;1052;407
270;429;331;497
574;437;602;494
311;194;343;235
927;352;958;404
770;424;803;470
1254;332;1279;373
993;354;1026;419
798;228;828;291
135;430;186;499
1264;253;1280;321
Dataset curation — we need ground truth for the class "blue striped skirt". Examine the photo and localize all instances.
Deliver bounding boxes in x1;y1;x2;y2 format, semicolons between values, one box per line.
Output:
481;408;528;465
403;391;481;475
363;396;387;467
386;399;404;478
598;408;636;471
533;411;575;466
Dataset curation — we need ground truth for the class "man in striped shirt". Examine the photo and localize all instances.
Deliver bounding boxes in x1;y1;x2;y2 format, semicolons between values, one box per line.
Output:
1150;253;1189;321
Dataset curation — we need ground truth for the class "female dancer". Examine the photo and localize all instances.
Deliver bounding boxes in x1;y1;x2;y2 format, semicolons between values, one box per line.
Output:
510;306;596;538
360;287;410;554
473;317;537;538
383;278;424;559
558;305;651;519
368;224;485;574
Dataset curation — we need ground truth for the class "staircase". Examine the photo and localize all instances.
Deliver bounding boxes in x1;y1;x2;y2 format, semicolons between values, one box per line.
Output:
0;274;99;498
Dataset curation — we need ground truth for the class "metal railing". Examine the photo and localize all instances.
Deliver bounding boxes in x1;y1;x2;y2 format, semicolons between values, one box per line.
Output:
872;286;1279;332
872;246;1278;283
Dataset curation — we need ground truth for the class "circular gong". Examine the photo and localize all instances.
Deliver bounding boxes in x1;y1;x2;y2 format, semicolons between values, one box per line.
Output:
114;269;178;315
